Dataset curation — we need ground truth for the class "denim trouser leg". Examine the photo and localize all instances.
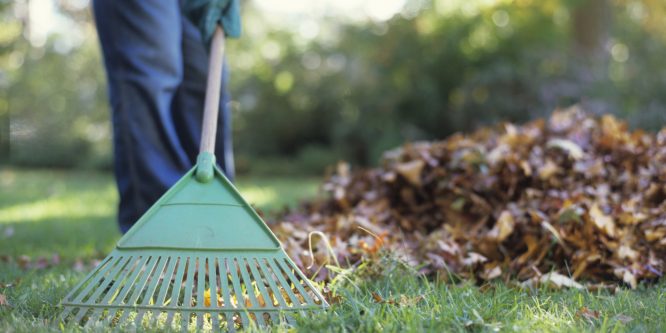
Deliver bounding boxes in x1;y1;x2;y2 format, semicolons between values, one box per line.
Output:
93;0;234;233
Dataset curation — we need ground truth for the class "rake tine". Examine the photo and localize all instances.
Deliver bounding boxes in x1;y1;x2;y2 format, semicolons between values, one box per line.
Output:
72;307;92;326
287;257;326;304
110;256;150;304
153;311;166;330
263;311;277;325
135;256;169;327
116;304;138;326
228;258;250;328
246;258;274;309
207;256;220;329
276;258;315;305
237;258;259;306
266;258;301;306
211;312;220;332
82;257;131;307
196;257;206;329
150;257;178;327
74;255;127;326
101;308;120;328
285;312;297;326
164;309;176;330
165;257;188;327
170;311;180;331
256;259;289;308
69;256;122;306
118;256;160;324
239;312;252;330
218;258;235;331
129;256;160;303
60;307;74;322
62;256;113;304
106;256;149;328
228;313;237;333
220;258;238;308
95;257;132;304
182;256;197;332
237;257;265;327
93;257;135;327
84;309;105;328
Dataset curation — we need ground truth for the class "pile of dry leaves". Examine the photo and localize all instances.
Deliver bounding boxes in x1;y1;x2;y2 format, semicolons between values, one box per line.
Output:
272;106;666;288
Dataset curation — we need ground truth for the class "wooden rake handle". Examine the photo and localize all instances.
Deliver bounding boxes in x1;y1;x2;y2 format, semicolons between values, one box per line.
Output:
199;26;226;155
196;26;226;183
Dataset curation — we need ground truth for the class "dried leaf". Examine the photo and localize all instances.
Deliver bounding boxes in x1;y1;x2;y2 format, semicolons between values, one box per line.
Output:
0;294;8;307
617;245;639;261
577;307;600;320
398;294;425;306
395;160;425;186
462;253;487;266
488;211;515;242
538;159;560;180
371;292;384;303
522;272;584;289
547;139;585;160
481;265;502;280
17;255;30;269
204;289;211;307
614;268;638;289
589;203;616;237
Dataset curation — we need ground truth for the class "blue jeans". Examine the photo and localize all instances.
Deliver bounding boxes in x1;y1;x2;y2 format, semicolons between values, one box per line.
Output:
93;0;234;233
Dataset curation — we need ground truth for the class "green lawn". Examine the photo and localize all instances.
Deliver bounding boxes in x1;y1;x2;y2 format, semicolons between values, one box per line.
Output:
0;168;664;332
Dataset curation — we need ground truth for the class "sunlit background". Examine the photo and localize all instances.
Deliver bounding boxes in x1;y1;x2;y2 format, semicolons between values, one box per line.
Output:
1;0;665;174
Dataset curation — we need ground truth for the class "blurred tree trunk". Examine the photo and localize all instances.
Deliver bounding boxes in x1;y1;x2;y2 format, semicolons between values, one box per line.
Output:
571;0;612;113
572;0;611;59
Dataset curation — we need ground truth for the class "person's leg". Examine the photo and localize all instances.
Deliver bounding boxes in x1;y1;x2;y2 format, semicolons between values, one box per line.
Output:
93;0;191;232
173;15;235;181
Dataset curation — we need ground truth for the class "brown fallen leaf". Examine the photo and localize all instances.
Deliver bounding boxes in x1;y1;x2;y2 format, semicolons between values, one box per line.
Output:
547;138;585;160
395;160;425;186
617;245;639;261
371;291;423;306
462;252;487;266
577;307;600;320
17;255;30;269
371;292;386;303
481;265;502;280
614;268;638;289
322;286;342;305
589;203;617;237
398;294;425;306
0;294;9;307
487;210;515;242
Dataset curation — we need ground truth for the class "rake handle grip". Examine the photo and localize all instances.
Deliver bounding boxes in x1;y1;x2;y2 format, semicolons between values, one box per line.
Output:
199;26;226;155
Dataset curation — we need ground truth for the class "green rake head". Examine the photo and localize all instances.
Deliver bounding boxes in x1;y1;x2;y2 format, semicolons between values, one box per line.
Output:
60;160;328;331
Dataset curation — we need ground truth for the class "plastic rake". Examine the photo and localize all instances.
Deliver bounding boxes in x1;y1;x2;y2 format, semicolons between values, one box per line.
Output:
60;26;328;331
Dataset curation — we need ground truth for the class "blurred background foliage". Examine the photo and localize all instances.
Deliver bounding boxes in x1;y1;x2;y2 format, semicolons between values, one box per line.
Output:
1;0;665;175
